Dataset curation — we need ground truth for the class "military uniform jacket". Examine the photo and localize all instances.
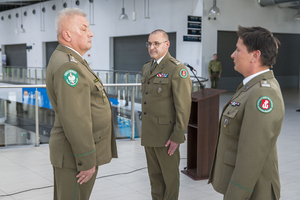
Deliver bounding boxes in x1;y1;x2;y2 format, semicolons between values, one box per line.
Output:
46;44;117;172
208;60;222;75
208;70;284;200
141;52;192;147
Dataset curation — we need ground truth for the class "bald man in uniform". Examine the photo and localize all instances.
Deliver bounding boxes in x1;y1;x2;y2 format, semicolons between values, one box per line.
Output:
141;29;192;200
46;8;117;200
209;26;284;200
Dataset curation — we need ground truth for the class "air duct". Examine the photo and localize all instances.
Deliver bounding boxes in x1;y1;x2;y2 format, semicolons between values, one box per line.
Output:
258;0;300;6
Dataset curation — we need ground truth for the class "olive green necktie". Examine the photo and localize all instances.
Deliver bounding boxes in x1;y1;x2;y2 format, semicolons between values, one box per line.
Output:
151;62;158;73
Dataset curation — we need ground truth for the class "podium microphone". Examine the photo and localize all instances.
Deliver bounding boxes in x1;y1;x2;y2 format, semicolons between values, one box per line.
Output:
184;62;195;71
184;62;204;90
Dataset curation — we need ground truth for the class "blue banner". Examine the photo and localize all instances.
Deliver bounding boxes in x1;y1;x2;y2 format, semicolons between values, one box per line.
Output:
22;88;53;109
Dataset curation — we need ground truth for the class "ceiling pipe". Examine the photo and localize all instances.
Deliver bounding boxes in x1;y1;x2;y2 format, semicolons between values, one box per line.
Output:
258;0;300;6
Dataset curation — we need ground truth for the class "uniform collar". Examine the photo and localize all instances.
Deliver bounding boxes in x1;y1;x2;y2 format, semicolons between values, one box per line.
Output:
243;69;270;85
239;70;274;92
229;70;274;103
154;52;167;65
56;44;84;63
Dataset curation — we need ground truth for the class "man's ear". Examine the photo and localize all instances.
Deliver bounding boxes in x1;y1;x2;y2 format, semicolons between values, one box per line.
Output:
251;50;261;63
165;41;170;49
62;30;71;42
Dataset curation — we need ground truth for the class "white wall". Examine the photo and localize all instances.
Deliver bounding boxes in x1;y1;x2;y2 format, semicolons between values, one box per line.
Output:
202;0;300;87
0;0;299;85
0;0;203;74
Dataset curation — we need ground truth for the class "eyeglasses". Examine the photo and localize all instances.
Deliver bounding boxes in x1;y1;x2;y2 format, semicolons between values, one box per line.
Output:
145;41;167;48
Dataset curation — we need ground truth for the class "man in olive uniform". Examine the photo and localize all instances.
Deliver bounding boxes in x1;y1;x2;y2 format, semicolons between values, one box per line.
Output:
208;54;222;89
46;8;117;200
141;29;192;200
208;26;284;200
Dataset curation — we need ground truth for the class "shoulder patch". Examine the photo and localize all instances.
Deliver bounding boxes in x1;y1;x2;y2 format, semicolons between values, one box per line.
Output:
64;69;79;87
68;54;77;63
257;96;273;113
170;58;181;65
179;69;188;78
261;80;270;87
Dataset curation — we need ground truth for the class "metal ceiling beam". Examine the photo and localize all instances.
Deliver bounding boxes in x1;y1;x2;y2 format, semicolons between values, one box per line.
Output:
0;0;41;2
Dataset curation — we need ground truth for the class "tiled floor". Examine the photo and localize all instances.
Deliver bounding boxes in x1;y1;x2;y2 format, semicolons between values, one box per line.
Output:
0;89;299;200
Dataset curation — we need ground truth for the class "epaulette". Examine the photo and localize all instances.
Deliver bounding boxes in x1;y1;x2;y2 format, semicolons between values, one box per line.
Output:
68;54;78;64
260;80;271;87
145;59;152;64
170;57;182;65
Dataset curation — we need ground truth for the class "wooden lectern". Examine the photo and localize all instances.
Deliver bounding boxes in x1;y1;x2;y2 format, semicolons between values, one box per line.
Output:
181;88;226;180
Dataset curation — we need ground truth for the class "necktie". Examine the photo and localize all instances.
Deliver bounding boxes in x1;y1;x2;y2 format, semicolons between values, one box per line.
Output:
151;62;158;73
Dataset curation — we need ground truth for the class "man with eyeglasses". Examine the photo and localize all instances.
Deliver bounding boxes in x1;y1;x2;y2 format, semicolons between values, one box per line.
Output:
141;29;192;200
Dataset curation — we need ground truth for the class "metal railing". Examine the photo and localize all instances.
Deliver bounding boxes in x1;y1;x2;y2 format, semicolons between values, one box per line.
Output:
0;83;141;147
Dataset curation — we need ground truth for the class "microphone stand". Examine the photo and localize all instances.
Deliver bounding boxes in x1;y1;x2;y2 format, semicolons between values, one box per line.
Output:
188;67;205;90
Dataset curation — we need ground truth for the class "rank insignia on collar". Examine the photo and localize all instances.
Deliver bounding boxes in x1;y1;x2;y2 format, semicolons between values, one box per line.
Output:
230;101;240;106
69;55;77;63
261;80;270;87
157;73;168;78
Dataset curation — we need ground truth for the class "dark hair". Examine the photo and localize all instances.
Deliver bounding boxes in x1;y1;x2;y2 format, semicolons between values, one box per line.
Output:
237;25;280;67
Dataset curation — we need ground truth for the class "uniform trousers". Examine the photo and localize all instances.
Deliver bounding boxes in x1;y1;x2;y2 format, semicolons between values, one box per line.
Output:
211;72;219;89
53;166;98;200
145;146;180;200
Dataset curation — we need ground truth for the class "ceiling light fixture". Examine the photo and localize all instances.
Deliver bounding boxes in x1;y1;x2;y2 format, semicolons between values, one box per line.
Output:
294;7;300;21
119;0;128;20
208;0;220;20
20;1;25;33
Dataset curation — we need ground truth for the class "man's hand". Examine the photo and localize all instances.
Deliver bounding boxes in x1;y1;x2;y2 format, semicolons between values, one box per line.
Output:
76;166;96;185
218;75;221;78
165;139;179;156
209;75;211;78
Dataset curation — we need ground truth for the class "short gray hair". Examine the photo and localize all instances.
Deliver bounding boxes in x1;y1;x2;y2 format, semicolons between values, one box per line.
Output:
55;8;86;34
150;29;169;41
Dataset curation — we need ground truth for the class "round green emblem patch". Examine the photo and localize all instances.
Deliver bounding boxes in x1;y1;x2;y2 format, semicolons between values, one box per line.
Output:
63;69;79;87
257;96;273;113
179;69;188;78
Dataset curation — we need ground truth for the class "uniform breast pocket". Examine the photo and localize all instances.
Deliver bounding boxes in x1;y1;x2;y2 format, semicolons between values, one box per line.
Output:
153;78;169;97
94;82;107;104
222;108;239;136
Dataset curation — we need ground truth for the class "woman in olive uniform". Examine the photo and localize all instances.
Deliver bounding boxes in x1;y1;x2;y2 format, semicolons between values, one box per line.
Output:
209;26;284;200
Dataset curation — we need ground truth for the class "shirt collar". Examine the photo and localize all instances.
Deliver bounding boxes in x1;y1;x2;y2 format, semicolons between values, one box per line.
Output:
155;53;167;65
62;45;82;58
243;69;270;85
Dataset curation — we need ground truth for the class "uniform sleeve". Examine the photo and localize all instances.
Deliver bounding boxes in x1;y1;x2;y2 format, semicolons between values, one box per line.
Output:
169;66;192;143
219;61;222;75
54;62;96;171
208;61;212;75
224;88;284;199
